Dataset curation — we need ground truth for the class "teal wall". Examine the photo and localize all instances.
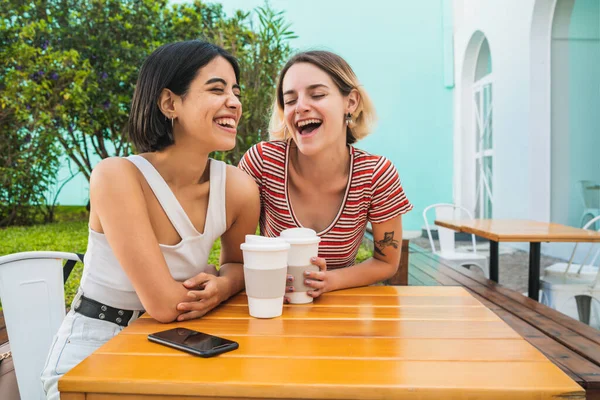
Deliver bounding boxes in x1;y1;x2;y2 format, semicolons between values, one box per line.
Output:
51;158;89;206
551;0;600;227
56;0;455;231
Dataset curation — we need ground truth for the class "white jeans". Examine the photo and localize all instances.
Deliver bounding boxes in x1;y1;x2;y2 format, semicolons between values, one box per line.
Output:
41;290;140;400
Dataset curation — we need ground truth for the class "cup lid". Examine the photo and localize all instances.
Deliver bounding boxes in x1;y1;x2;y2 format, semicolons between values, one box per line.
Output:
241;235;290;252
280;228;321;245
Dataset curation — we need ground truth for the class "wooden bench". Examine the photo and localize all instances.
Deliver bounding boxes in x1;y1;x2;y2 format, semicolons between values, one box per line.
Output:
385;239;409;285
408;244;600;400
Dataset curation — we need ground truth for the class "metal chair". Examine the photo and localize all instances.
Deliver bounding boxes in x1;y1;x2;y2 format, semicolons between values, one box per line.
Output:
0;251;82;400
541;216;600;326
423;203;489;278
579;180;600;231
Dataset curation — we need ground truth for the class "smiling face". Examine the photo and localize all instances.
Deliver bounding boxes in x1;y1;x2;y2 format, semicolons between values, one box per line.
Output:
281;62;352;156
166;56;242;152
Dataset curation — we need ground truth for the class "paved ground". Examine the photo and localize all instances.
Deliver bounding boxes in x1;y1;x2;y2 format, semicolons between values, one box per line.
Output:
410;236;565;295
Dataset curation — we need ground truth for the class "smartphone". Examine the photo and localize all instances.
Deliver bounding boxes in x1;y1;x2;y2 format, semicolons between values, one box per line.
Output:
148;327;239;358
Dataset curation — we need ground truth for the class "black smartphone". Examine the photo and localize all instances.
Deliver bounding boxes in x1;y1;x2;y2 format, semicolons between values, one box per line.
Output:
148;327;239;358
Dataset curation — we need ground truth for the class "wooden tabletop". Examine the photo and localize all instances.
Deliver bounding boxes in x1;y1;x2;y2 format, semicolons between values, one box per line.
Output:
434;219;600;242
59;286;584;400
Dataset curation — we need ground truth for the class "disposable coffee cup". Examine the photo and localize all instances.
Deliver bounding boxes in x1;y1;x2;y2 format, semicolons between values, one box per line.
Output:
280;228;321;304
240;235;290;318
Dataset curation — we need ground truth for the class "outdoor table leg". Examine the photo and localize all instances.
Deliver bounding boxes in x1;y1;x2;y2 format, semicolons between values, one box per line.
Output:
528;242;541;301
490;240;499;283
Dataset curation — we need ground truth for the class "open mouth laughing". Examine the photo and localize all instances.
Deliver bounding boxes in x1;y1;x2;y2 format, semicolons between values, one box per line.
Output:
214;116;237;133
296;118;323;136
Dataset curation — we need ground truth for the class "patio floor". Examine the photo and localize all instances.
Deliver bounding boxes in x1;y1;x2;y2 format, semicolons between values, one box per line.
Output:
410;236;565;294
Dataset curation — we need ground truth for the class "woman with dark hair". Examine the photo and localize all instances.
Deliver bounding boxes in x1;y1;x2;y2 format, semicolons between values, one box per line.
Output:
41;40;259;399
239;50;412;300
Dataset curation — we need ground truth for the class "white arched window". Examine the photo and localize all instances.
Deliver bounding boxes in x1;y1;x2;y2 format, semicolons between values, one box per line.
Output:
473;38;493;218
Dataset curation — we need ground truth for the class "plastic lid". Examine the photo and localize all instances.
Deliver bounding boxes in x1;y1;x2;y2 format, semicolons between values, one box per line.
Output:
240;235;290;252
280;228;321;245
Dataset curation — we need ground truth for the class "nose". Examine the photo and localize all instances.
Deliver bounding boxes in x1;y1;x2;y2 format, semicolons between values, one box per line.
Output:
295;95;310;114
226;93;241;110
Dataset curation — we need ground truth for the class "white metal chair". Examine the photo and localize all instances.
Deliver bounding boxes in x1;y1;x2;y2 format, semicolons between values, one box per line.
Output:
579;180;600;230
0;251;82;400
541;273;600;328
423;203;489;278
541;215;600;325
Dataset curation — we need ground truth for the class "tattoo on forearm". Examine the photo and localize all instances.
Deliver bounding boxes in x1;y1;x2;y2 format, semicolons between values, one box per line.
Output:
374;231;399;256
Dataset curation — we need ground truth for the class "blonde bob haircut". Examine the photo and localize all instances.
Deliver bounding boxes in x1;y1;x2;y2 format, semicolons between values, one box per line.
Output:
268;50;376;145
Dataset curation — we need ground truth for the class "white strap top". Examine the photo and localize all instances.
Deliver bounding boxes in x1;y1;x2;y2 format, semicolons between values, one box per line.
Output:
79;155;228;310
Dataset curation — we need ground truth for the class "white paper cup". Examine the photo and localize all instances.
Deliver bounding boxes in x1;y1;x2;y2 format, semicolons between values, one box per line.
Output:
240;236;290;318
280;228;321;304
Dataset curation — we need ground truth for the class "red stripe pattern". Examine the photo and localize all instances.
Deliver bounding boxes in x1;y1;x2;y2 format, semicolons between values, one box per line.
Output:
238;141;413;269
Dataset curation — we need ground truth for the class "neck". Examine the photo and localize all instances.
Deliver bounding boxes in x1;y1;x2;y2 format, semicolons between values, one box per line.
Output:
290;140;350;184
144;141;210;187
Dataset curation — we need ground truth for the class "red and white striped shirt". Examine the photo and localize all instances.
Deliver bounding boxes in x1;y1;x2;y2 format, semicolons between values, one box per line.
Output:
238;140;413;269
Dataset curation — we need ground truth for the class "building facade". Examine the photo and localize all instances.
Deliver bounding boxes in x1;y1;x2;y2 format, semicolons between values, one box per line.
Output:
453;0;600;259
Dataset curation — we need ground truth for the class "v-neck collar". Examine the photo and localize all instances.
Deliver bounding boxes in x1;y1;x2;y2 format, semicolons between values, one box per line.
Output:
284;143;354;236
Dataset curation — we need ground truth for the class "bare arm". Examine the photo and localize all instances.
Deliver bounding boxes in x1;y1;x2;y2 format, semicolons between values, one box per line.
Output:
217;167;260;297
177;166;260;320
329;215;402;289
301;216;403;297
90;158;198;323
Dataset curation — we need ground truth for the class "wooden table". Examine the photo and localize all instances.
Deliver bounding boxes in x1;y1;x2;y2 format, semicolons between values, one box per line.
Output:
409;244;600;398
59;286;584;399
434;219;600;300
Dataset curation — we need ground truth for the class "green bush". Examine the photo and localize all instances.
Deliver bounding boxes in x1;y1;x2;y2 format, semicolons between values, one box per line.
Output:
0;115;62;226
0;1;294;226
0;0;294;192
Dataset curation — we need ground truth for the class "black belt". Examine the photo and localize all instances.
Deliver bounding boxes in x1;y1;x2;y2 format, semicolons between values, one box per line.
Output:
73;295;143;327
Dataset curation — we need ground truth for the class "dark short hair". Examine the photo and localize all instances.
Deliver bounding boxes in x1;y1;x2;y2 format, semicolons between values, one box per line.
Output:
128;40;240;152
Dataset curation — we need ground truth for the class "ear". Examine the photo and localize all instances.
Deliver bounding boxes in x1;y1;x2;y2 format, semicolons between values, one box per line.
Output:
157;88;177;119
346;88;361;115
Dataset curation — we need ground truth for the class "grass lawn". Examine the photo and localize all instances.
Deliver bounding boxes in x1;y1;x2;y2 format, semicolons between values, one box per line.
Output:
0;207;90;307
1;206;373;308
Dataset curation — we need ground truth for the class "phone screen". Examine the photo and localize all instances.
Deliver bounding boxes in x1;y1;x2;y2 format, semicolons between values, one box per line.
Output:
148;328;238;356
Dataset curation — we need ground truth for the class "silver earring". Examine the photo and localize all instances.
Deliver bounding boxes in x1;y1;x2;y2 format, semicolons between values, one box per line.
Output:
345;112;353;126
171;116;174;127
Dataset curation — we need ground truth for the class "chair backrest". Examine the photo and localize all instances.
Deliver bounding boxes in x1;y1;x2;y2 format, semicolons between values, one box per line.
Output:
579;180;600;209
562;215;600;279
423;203;477;254
0;251;79;400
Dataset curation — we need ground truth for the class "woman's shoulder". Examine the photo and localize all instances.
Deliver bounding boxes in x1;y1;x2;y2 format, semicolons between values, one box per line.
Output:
90;156;141;186
351;147;393;169
224;163;260;218
241;141;288;171
248;140;288;154
225;163;259;193
89;157;148;210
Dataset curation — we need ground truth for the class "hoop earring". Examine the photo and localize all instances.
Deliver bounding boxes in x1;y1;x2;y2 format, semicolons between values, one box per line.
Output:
345;112;353;126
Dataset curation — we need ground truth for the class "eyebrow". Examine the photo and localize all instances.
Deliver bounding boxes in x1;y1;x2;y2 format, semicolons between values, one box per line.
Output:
283;83;329;96
205;77;241;91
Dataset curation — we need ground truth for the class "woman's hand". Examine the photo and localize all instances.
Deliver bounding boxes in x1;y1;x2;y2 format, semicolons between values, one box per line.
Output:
175;272;232;321
285;256;330;302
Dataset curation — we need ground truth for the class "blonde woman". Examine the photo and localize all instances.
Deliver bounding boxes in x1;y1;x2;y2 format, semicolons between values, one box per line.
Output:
239;51;412;300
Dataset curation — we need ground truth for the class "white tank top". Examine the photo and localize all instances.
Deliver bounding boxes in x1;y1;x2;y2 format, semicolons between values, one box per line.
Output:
79;155;227;310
